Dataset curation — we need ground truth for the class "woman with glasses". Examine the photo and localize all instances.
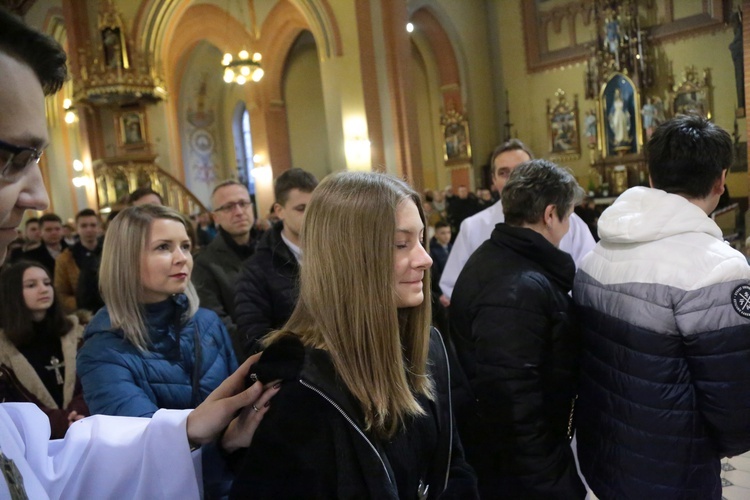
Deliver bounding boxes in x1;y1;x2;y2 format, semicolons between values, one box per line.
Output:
0;260;88;438
229;172;478;499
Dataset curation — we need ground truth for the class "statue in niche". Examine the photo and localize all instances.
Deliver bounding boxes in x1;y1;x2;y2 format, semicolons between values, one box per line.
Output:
605;11;621;68
584;109;597;145
608;89;631;145
102;27;123;69
729;9;745;110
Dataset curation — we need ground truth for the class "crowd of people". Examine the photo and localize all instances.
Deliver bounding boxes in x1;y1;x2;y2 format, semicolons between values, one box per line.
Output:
2;7;750;500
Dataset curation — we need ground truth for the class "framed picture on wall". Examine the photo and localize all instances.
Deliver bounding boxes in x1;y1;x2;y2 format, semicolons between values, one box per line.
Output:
600;72;640;157
441;107;472;166
547;89;580;157
115;109;147;149
669;67;712;119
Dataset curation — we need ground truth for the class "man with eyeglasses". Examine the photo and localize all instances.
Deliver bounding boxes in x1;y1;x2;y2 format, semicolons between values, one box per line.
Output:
439;139;596;303
192;180;262;357
0;8;277;499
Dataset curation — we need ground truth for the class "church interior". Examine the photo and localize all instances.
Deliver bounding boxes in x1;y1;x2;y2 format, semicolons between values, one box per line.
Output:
8;0;750;243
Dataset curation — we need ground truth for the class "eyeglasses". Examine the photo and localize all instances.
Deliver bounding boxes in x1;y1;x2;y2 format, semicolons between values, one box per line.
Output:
214;200;252;213
0;139;44;183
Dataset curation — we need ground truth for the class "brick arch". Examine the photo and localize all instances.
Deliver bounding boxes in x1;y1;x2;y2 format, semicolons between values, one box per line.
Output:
257;0;310;106
409;6;469;187
410;7;461;92
160;3;256;183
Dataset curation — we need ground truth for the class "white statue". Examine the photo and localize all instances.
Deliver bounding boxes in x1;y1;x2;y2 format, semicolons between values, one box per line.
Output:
609;89;631;145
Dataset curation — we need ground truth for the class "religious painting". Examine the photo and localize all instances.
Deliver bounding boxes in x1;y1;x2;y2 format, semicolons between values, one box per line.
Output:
115;109;147;149
441;107;472;166
600;73;640;157
668;67;712;119
546;89;580;157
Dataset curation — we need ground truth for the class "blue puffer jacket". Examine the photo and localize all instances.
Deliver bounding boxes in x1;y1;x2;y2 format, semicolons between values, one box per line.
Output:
77;294;238;417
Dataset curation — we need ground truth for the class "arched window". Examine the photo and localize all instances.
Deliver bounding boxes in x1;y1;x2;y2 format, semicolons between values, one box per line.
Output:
232;102;255;194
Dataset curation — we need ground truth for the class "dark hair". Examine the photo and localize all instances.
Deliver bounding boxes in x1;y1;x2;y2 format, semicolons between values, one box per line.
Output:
435;220;450;231
646;115;732;199
24;217;39;227
274;168;319;206
0;8;67;96
0;261;72;347
490;138;534;168
129;187;163;205
75;208;98;223
503;159;584;226
39;213;62;226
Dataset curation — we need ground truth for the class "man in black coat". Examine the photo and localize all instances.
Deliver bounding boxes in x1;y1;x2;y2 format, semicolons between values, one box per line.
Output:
192;180;260;358
234;168;318;360
450;160;586;499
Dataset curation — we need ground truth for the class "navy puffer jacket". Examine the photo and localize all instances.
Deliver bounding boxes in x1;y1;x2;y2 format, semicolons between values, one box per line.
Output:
77;294;237;417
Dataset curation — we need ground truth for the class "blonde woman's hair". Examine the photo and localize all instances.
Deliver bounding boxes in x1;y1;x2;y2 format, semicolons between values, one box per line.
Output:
265;171;434;438
99;205;199;350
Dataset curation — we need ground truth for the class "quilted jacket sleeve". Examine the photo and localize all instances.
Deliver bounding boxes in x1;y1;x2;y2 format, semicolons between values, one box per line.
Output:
77;337;159;418
234;256;273;357
679;281;750;458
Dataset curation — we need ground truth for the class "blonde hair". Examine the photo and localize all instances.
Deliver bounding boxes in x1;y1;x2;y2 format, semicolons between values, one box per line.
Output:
265;171;434;438
99;205;199;350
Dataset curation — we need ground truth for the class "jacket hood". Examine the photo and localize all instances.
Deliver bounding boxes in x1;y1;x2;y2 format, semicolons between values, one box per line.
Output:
83;293;190;341
598;187;723;244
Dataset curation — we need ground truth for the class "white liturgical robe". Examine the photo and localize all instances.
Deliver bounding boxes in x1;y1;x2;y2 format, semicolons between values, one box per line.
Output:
0;403;201;499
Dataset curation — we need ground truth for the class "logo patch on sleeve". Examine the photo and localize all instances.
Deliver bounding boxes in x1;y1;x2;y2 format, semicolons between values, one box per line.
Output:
731;284;750;318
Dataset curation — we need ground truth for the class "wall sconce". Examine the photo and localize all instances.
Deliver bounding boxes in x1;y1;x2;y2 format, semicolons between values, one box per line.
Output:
63;98;77;124
344;117;371;170
72;176;89;188
73;159;84;172
345;137;371;164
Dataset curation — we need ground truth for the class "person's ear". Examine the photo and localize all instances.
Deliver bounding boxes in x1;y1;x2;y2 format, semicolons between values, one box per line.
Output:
544;205;556;226
713;169;728;195
273;202;284;219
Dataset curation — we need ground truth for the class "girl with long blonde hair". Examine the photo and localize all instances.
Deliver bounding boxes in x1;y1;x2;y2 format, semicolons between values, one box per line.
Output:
230;171;478;499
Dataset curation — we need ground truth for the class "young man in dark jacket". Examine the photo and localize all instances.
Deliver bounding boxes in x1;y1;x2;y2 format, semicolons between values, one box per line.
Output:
233;168;318;359
574;115;750;498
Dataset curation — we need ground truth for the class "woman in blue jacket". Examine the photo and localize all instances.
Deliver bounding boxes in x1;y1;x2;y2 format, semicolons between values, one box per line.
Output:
77;204;237;418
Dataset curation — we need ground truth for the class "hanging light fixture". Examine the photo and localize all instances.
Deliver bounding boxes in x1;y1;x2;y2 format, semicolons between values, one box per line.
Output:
222;0;264;85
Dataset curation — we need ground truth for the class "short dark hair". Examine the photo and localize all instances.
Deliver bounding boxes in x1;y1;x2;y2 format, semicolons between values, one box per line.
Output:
0;8;67;96
490;139;534;168
646;115;732;199
0;261;72;347
129;187;163;205
503;159;584;226
274;168;318;206
39;213;62;227
75;208;98;223
24;217;39;227
435;220;450;231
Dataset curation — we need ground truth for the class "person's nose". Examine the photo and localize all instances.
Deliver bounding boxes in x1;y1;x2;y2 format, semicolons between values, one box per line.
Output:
414;244;432;270
16;163;50;211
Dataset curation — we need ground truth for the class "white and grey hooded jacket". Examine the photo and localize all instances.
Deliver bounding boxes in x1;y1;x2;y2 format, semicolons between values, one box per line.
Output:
573;186;750;499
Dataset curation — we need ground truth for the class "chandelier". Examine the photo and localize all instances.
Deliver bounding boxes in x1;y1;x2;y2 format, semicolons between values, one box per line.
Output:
222;0;263;85
222;51;263;84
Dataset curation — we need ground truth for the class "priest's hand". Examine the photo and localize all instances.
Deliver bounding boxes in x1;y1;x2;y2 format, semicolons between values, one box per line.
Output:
186;352;281;451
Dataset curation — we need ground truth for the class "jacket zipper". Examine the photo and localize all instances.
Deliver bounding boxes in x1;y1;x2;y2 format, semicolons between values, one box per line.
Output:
434;330;453;491
299;379;394;486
